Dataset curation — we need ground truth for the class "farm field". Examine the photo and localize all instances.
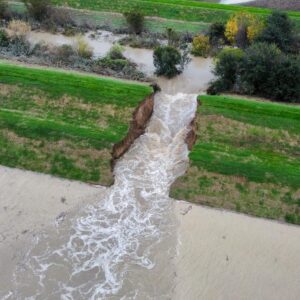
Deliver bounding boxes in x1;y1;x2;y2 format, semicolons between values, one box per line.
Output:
245;0;300;12
51;0;300;28
171;95;300;224
0;61;152;185
8;1;209;34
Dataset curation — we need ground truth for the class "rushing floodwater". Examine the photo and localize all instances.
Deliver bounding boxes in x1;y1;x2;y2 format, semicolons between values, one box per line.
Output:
6;93;198;299
1;30;210;299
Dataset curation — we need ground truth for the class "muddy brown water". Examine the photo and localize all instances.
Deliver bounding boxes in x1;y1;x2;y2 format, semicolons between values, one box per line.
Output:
27;30;215;94
1;30;213;299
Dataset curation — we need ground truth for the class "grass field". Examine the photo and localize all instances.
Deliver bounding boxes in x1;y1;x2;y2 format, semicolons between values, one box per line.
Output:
8;1;209;34
0;61;152;185
171;95;300;225
51;0;300;28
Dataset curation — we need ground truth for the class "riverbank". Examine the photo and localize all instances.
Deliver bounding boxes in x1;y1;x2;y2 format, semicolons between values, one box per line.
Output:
1;166;299;299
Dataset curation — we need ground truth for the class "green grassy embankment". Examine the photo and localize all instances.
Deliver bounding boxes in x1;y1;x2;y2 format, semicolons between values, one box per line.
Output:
171;95;300;225
9;0;300;33
0;61;152;185
51;0;300;29
8;1;209;34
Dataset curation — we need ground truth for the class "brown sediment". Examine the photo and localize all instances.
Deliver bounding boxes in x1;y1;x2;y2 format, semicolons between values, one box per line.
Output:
185;98;201;151
111;90;156;167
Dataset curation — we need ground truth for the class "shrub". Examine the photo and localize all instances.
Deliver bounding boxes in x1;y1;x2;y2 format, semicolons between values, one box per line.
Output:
74;35;93;59
285;213;300;225
239;42;282;95
240;42;300;102
208;42;300;103
95;57;129;72
48;7;74;28
0;29;9;47
153;46;182;78
208;22;226;46
22;0;51;21
124;11;144;34
56;44;76;62
165;28;180;47
225;12;264;46
0;0;8;19
107;44;125;60
191;35;211;57
257;11;298;53
92;56;146;81
7;20;31;39
6;37;31;56
119;35;160;49
209;47;244;93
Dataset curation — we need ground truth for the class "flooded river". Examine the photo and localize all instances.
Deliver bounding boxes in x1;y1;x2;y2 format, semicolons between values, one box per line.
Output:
27;30;214;94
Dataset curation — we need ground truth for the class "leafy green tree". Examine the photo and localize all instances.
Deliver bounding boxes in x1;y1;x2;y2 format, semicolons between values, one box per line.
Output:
208;22;226;46
240;43;300;102
153;46;182;78
208;42;300;102
257;11;297;53
208;47;244;93
124;11;144;35
239;42;282;96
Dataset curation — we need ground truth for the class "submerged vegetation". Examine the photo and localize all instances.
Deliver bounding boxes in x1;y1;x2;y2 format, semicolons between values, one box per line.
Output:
0;23;147;81
0;61;152;184
171;95;300;224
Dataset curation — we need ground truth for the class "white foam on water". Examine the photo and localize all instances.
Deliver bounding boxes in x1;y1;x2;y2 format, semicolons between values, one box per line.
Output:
10;93;197;299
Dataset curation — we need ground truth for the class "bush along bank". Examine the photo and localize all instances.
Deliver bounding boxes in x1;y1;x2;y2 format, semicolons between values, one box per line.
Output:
203;11;300;103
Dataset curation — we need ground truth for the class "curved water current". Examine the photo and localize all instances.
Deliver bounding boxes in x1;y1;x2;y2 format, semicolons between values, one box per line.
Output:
9;93;198;299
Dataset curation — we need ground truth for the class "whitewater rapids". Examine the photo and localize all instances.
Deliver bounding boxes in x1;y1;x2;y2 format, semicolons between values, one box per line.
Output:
9;93;197;299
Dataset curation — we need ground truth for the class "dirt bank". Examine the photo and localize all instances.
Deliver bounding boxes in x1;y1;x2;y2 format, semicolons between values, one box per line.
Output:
112;92;155;162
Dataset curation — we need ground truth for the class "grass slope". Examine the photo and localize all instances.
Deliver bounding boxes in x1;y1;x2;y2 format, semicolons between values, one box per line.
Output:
171;95;300;225
52;0;300;28
8;1;209;34
0;61;152;184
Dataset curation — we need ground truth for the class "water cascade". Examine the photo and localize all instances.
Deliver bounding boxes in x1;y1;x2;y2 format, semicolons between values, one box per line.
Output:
10;93;197;299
